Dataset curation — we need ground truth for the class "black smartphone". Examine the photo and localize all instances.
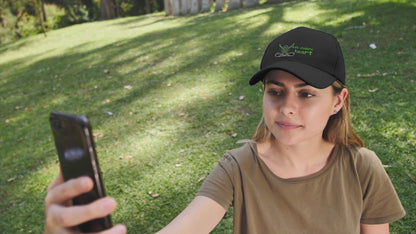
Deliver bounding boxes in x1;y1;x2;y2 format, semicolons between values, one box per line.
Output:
49;111;112;232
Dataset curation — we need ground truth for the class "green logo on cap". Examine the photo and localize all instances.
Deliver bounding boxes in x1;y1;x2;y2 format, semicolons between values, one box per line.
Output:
275;43;314;57
275;43;295;57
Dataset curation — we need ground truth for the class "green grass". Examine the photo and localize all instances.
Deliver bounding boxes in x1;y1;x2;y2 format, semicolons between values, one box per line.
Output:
1;0;415;233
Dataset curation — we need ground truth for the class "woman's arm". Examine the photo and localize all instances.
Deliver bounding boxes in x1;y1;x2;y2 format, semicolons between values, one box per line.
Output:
157;196;227;234
45;171;225;233
360;223;389;234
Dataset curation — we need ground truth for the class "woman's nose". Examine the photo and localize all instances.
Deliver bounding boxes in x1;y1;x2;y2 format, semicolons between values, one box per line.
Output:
280;94;297;116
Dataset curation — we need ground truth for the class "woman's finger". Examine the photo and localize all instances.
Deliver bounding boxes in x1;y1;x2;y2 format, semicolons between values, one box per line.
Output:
47;197;117;228
45;176;93;206
99;224;127;234
47;170;64;192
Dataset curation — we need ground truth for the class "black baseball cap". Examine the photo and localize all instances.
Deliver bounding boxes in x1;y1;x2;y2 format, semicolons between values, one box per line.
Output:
249;27;345;89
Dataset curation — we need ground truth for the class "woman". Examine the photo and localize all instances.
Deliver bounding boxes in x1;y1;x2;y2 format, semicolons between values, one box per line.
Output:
44;27;405;233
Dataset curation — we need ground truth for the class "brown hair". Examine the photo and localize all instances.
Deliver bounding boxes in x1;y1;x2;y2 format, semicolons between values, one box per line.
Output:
251;81;364;147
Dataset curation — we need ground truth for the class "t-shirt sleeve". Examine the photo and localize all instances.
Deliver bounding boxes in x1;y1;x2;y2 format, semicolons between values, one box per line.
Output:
357;148;406;224
196;154;236;210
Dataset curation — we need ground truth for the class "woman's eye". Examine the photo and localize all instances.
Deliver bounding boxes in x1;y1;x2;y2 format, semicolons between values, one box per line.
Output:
300;92;314;98
268;90;283;96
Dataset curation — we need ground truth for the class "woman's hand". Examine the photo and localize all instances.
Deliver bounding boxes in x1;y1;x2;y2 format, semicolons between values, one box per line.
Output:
44;171;126;234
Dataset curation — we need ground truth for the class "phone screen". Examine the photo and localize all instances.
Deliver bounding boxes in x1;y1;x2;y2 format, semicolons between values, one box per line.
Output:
50;111;112;232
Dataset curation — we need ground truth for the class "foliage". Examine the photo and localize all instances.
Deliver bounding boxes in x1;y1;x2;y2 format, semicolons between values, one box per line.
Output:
0;0;41;43
0;0;98;43
0;0;415;233
0;0;168;44
0;1;17;43
43;3;66;30
46;0;99;26
118;0;164;16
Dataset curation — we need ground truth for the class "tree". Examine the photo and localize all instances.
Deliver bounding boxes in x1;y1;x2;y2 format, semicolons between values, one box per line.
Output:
145;0;151;14
180;0;188;14
40;0;46;22
164;0;172;15
189;0;198;14
228;0;241;10
82;0;96;19
0;0;47;41
100;0;117;20
200;0;210;12
172;0;180;16
214;0;223;12
32;0;47;36
244;0;259;8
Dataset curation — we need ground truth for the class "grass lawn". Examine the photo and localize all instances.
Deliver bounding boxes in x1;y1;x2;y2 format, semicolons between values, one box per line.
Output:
0;0;415;232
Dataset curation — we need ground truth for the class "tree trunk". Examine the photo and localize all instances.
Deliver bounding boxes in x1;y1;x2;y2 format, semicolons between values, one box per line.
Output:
145;0;151;14
190;0;199;14
215;0;223;12
201;0;210;12
164;0;172;15
35;0;47;36
40;0;47;22
228;0;241;10
100;0;117;20
267;0;283;3
181;0;188;14
172;0;180;16
244;0;259;8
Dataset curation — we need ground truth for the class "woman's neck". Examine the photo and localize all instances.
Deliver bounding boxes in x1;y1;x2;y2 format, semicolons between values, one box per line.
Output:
256;138;335;179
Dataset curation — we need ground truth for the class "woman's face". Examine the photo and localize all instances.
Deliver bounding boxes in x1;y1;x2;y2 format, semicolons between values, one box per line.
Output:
262;70;346;147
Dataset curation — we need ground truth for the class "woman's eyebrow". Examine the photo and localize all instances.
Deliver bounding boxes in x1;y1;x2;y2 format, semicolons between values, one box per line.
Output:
266;80;308;88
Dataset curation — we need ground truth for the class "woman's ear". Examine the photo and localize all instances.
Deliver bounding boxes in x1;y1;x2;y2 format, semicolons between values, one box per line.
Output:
334;88;348;112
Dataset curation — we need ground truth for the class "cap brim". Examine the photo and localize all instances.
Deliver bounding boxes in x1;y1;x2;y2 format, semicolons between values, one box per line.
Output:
249;61;337;89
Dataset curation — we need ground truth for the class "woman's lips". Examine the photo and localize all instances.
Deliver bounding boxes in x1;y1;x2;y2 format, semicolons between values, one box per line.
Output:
276;121;302;130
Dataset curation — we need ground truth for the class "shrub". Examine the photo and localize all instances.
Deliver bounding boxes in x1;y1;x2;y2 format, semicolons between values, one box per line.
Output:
45;3;66;30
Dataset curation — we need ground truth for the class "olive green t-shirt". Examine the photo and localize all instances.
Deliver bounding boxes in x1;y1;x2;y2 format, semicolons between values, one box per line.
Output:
197;141;405;234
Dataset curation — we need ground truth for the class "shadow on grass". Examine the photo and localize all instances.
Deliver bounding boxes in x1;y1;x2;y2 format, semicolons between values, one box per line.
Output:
0;0;415;232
